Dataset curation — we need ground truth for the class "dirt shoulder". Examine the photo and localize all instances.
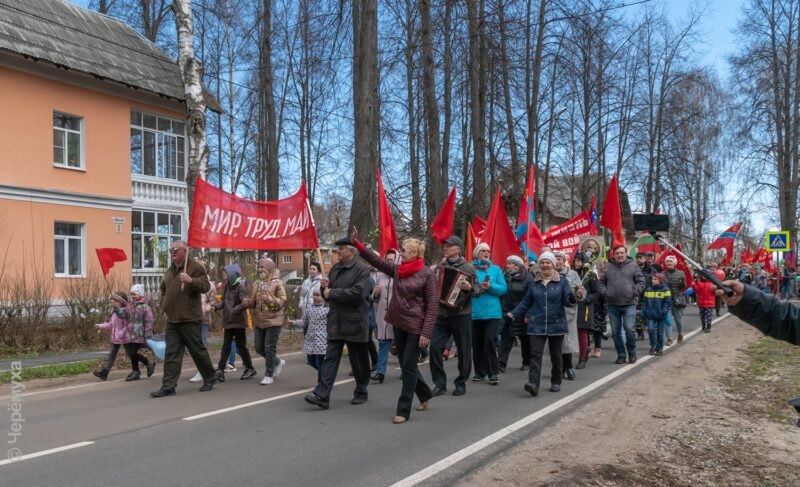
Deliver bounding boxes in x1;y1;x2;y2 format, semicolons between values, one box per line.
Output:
460;316;800;486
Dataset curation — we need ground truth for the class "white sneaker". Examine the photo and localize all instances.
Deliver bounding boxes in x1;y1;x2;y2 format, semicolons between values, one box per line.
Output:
260;376;273;385
189;371;203;383
225;363;237;373
274;359;285;378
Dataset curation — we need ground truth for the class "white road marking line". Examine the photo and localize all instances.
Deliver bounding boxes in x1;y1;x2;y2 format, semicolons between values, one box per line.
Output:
2;351;305;400
0;441;94;468
183;379;355;421
390;313;730;487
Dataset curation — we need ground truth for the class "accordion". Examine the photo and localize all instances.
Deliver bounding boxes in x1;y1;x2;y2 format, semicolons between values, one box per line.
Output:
436;266;471;309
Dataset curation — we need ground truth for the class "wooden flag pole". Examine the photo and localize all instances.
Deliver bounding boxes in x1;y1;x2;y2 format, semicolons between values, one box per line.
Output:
315;248;325;278
181;247;190;290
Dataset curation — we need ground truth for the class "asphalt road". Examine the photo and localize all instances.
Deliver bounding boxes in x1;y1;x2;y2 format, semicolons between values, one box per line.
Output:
1;306;718;486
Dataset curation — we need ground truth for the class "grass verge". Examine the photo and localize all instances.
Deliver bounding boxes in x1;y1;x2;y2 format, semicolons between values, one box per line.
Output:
723;336;800;424
0;360;98;384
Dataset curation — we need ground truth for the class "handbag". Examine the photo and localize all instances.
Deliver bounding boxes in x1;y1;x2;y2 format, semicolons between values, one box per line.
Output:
674;292;687;308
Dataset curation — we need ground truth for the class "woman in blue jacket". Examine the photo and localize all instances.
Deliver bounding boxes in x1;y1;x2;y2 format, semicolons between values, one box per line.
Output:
471;243;507;385
508;251;579;396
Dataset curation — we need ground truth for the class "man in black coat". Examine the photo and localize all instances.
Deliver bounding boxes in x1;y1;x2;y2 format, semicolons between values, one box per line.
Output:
305;238;372;409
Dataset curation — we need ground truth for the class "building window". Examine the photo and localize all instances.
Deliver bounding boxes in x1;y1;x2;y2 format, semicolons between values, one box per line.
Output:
282;255;293;264
131;210;182;270
53;112;83;169
54;222;84;277
130;110;186;181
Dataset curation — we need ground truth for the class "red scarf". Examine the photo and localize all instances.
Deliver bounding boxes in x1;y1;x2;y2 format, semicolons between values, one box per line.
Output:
398;258;425;278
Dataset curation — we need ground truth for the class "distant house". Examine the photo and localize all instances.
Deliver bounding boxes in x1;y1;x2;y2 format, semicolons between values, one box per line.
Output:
0;0;220;296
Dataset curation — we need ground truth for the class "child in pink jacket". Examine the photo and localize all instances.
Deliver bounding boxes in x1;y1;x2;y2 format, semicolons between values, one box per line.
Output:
93;286;155;381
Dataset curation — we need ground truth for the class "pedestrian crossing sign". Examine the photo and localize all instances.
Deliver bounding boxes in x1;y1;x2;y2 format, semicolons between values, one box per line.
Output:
766;231;790;251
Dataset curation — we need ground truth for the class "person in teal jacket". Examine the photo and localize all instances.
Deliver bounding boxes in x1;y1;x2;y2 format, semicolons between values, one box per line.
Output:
471;243;508;385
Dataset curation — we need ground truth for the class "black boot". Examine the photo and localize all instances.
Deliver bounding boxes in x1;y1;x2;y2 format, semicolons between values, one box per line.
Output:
93;368;109;381
125;370;141;381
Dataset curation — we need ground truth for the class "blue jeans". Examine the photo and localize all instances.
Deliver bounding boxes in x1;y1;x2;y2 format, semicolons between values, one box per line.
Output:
670;306;684;334
647;319;665;351
375;339;392;375
608;304;637;358
228;341;237;365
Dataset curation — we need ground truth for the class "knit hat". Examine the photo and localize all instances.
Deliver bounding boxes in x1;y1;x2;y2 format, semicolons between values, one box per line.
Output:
110;291;129;305
664;255;677;264
537;251;556;265
130;283;145;297
258;257;276;270
506;255;525;268
553;250;568;262
473;242;491;259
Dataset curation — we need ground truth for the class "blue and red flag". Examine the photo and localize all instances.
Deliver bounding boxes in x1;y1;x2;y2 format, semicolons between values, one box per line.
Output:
707;222;742;266
516;166;544;261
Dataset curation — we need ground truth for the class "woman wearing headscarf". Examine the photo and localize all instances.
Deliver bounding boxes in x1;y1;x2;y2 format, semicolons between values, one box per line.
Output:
352;229;437;424
572;252;598;369
470;243;507;386
498;255;533;372
508;251;579;396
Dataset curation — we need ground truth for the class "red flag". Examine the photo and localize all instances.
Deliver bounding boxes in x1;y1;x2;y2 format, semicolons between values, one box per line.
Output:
741;244;752;264
465;223;476;262
707;223;742;266
95;248;127;277
515;165;544;260
472;215;487;239
377;168;399;255
483;187;522;264
188;178;319;250
430;186;457;244
750;247;767;265
600;173;625;247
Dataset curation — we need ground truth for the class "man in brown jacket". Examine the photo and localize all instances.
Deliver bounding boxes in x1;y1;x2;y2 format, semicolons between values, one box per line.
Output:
151;241;216;397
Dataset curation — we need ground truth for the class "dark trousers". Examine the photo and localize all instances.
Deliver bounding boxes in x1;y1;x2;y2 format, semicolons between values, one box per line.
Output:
306;354;325;382
368;327;378;369
313;339;370;401
162;321;215;390
497;318;530;369
394;327;433;419
104;343;149;371
254;327;282;376
528;335;564;388
430;313;472;390
217;328;254;371
472;319;501;377
591;330;603;350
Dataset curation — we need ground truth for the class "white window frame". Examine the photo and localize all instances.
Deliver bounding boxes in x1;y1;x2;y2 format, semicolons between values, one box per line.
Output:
130;110;186;182
53;112;85;170
54;222;85;278
131;209;182;270
282;255;293;264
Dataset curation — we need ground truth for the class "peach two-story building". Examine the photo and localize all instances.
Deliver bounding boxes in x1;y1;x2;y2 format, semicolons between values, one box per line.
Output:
0;0;220;297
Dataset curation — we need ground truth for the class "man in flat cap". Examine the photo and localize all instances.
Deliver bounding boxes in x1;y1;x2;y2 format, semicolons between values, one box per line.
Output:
304;237;372;409
429;235;478;397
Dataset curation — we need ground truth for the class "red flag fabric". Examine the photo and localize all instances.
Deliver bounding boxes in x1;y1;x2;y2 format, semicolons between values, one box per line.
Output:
707;223;742;265
749;247;767;265
376;169;399;255
188;177;319;250
472;215;487;239
741;245;752;264
483;187;522;265
430;186;457;244
465;223;476;262
600;173;625;247
543;210;596;255
95;248;127;277
515;165;544;260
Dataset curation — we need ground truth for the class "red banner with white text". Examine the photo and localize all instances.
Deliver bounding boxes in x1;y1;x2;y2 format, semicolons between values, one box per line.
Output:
543;210;596;255
187;178;319;250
